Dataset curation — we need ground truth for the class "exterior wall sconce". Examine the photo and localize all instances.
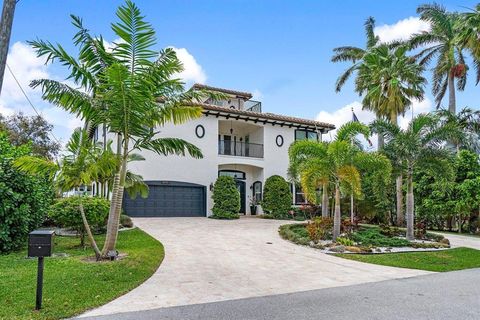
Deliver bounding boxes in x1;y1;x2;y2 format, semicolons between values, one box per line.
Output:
209;183;214;191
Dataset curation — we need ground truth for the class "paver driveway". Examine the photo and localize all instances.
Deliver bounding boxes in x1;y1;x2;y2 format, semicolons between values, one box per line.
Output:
80;217;430;318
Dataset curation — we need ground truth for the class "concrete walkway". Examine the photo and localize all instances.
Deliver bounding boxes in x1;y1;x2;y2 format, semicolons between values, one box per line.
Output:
80;217;433;317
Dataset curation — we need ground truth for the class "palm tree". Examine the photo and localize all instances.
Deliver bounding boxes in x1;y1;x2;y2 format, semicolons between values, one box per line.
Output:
372;114;458;240
289;122;390;240
357;43;426;226
14;129;117;260
410;3;466;114
29;1;218;259
436;107;480;152
457;4;480;84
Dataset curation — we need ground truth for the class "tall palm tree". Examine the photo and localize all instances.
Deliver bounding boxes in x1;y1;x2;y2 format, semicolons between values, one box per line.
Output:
457;4;480;85
28;1;218;259
436;107;480;152
372;114;458;240
357;43;426;226
410;3;466;114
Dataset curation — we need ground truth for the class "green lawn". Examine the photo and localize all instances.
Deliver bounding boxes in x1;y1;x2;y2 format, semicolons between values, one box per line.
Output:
336;247;480;272
0;228;164;320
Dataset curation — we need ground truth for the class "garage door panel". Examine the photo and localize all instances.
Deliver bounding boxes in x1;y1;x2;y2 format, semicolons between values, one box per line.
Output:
123;181;206;217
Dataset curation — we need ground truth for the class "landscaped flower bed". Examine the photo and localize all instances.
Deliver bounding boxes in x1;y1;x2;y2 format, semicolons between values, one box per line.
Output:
279;218;450;254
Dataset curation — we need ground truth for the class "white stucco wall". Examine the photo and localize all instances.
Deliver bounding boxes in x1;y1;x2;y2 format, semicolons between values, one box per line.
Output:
107;113;324;216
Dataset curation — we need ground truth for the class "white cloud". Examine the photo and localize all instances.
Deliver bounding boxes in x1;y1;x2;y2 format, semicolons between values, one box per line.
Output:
316;98;433;149
0;41;82;144
252;89;263;100
374;17;430;43
170;47;207;84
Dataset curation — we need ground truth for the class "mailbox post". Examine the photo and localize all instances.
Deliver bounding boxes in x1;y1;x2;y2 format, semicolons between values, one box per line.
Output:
28;230;55;310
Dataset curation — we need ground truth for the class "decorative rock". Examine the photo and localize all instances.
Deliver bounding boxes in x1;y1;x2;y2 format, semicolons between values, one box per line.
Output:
329;245;346;253
345;246;362;253
439;238;450;246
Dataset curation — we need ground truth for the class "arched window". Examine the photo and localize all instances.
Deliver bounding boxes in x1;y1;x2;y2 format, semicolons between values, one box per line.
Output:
252;181;262;202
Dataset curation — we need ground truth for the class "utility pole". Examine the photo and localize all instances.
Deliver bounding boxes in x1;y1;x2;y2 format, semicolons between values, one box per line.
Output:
0;0;17;96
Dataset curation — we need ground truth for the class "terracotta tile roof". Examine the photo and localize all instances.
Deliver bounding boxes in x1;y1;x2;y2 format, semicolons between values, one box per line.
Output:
196;103;335;130
192;83;253;100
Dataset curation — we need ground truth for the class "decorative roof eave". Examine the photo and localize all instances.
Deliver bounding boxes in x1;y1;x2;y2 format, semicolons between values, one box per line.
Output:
195;103;335;132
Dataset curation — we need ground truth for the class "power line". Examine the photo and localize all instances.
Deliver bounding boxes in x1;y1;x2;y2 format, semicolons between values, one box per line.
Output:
5;63;62;145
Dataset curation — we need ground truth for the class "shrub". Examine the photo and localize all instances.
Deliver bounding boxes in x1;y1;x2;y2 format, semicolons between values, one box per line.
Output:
336;237;355;246
48;196;110;245
351;227;411;247
306;217;334;242
262;175;292;219
0;134;54;253
211;176;240;219
120;214;134;228
278;224;311;245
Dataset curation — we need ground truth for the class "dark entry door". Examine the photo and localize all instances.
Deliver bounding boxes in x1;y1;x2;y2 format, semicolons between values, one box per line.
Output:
235;180;246;214
123;181;206;217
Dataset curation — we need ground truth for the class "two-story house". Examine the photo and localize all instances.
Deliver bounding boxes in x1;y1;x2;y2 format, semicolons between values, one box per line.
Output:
97;84;335;217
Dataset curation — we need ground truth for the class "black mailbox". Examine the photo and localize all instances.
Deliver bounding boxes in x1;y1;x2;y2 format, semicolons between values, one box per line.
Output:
28;230;55;257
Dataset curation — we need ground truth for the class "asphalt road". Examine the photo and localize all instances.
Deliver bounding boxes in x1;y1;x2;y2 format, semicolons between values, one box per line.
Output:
81;268;480;320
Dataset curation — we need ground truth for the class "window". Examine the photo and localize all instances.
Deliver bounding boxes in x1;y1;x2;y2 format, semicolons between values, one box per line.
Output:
195;125;205;138
218;170;245;180
252;181;262;202
276;135;284;147
294;184;308;205
295;129;318;141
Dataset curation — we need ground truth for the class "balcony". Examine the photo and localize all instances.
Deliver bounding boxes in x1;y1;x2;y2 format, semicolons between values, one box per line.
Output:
218;140;264;158
244;100;262;113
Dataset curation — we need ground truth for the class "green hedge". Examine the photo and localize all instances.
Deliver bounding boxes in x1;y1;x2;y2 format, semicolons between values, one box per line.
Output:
48;196;110;245
0;133;54;253
262;175;292;219
211;176;240;219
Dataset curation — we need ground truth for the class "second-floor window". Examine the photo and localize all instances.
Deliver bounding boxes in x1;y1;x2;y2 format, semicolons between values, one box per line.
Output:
295;129;318;141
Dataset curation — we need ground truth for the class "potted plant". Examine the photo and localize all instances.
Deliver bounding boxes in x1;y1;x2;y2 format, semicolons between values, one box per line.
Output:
249;197;258;215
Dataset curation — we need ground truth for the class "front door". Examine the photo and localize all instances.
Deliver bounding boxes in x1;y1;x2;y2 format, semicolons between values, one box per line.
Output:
235;180;246;214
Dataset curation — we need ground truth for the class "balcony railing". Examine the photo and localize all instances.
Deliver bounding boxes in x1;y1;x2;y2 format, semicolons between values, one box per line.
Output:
244;100;262;113
218;140;264;158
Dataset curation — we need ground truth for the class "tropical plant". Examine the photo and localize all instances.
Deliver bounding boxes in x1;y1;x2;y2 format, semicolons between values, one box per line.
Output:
15;129;121;260
410;3;466;113
457;4;480;84
28;1;219;258
0;133;54;253
371;114;459;240
262;175;292;219
290;122;391;240
211;176;240;219
435;107;480;152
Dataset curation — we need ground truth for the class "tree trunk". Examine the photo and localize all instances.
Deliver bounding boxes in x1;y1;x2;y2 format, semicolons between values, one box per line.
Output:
448;71;456;114
321;182;328;217
101;137;129;258
405;172;414;241
350;193;354;223
333;183;341;241
396;175;404;226
0;0;16;95
79;200;101;260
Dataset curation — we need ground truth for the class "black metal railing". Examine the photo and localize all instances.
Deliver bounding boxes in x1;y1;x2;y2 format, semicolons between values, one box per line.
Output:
245;100;262;113
218;140;264;158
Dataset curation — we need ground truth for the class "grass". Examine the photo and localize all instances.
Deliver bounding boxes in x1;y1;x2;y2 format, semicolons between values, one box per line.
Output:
335;247;480;272
0;228;164;320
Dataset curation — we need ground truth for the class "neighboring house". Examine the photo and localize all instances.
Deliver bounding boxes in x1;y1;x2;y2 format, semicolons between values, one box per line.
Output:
94;84;335;217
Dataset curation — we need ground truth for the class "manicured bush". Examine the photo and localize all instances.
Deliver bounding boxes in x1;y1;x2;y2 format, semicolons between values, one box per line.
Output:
211;176;240;219
262;175;292;219
278;224;311;246
0;134;54;253
351;227;411;247
48;196;110;245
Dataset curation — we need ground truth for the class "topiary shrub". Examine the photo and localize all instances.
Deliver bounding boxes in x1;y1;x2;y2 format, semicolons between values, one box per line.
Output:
48;196;110;245
211;176;240;219
262;175;292;219
0;134;54;253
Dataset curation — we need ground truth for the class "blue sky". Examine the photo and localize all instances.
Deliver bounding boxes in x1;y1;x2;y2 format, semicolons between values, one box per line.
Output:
2;0;480;142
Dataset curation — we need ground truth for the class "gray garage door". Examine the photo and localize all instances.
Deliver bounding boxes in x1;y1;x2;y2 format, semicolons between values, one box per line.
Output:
123;181;206;217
